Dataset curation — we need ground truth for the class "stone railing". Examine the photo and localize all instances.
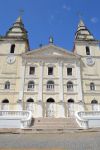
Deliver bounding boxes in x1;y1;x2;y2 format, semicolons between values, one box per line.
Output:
47;84;54;91
21;111;32;128
0;110;32;129
77;111;100;118
75;111;100;129
75;111;88;129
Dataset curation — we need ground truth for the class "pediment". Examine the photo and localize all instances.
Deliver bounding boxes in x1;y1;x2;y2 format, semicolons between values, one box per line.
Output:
24;44;78;59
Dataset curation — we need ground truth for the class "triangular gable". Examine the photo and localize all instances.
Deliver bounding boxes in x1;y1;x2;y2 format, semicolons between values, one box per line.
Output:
23;44;79;59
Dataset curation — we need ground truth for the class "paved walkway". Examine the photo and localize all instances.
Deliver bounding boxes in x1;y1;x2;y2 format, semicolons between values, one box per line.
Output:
0;149;63;150
0;132;100;150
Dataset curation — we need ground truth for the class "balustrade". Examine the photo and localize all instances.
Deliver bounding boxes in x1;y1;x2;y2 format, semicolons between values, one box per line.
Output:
0;110;32;128
75;111;100;129
47;84;54;91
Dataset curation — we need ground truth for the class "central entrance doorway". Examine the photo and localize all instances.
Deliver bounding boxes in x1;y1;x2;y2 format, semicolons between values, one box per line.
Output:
67;99;74;117
46;98;55;117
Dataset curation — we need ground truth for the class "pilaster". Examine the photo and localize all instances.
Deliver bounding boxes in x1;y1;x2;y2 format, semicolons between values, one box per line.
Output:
77;61;83;102
38;61;44;102
19;60;26;101
59;61;64;101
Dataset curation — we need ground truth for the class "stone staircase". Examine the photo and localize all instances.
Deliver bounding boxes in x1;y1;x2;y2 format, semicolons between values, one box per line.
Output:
22;118;82;133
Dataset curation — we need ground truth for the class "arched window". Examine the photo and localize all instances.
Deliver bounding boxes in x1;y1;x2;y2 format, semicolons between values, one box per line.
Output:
47;80;54;90
90;82;95;91
91;99;98;104
86;46;90;55
68;99;74;103
28;81;34;91
67;81;73;91
4;81;10;90
27;98;34;103
47;98;55;103
10;44;15;53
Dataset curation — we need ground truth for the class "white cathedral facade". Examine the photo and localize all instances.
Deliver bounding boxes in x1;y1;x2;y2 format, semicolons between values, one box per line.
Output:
0;16;100;120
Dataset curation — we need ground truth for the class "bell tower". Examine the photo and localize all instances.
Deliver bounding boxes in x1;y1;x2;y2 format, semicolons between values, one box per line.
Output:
73;19;100;57
73;19;100;106
0;16;29;55
0;16;30;105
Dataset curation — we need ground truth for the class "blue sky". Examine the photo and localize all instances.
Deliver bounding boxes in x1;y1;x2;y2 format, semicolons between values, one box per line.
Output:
0;0;99;51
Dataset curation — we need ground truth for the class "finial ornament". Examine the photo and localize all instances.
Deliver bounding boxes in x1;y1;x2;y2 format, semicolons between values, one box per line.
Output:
49;36;54;44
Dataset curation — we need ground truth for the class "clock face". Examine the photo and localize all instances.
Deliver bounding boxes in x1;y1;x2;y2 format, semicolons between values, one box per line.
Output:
7;55;16;64
86;57;95;66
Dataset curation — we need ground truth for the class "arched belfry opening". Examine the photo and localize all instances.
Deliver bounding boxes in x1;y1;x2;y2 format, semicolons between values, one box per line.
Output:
10;44;15;53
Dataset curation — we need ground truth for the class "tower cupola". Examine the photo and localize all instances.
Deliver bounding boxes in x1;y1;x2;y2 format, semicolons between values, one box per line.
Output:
75;19;95;41
6;16;28;39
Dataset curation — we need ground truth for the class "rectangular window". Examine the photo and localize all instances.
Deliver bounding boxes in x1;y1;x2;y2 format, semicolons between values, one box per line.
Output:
48;67;53;75
86;46;90;55
29;67;35;75
67;68;72;76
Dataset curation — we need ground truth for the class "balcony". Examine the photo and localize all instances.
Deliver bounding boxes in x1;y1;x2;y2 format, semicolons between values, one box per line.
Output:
67;88;74;92
47;84;54;91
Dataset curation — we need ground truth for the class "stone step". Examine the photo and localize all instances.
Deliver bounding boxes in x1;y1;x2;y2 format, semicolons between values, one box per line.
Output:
33;122;76;126
34;118;75;123
21;128;80;134
34;121;75;124
34;118;74;121
33;123;78;126
32;123;79;127
30;117;79;131
31;126;79;129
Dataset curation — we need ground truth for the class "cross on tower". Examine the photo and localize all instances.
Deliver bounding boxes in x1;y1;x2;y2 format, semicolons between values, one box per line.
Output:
77;11;83;20
19;9;24;17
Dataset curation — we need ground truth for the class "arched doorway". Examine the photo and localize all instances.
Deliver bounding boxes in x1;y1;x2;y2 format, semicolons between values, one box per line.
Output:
67;99;74;117
17;100;22;110
26;98;34;112
46;98;55;117
91;99;99;111
1;99;9;110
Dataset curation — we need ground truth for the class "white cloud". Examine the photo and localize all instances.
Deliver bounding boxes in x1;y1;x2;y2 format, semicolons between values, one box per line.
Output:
62;4;71;11
90;17;98;23
50;15;54;20
48;15;55;25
